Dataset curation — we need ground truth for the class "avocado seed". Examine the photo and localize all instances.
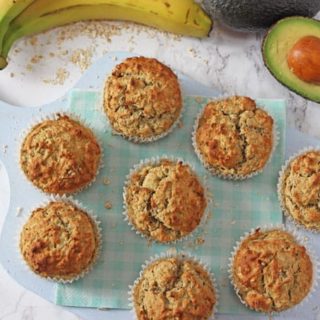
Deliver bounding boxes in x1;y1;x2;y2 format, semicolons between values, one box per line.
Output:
287;35;320;84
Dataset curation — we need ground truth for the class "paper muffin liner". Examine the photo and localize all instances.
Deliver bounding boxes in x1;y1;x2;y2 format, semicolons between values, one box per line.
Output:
191;95;279;180
17;111;104;196
277;147;320;233
17;195;102;284
128;251;219;320
122;156;212;245
228;224;320;314
104;102;184;144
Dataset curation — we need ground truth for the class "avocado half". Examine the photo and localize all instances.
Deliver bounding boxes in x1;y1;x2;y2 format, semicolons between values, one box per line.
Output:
203;0;320;31
262;17;320;103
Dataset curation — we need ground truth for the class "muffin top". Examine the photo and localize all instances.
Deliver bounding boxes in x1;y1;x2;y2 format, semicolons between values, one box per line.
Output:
232;229;313;313
104;57;182;141
280;150;320;231
195;96;274;178
20;201;99;281
133;257;216;320
125;159;207;243
20;114;101;195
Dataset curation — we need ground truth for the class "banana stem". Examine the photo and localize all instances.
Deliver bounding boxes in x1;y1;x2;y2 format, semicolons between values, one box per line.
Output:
0;56;8;69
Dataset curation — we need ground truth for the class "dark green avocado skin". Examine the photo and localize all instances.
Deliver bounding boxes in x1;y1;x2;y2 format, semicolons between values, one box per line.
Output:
203;0;320;31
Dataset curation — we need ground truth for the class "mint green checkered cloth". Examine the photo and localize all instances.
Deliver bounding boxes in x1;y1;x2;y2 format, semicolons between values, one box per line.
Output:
55;90;285;314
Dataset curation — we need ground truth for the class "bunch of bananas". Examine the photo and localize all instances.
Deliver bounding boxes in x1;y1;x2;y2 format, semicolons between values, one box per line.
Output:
0;0;212;69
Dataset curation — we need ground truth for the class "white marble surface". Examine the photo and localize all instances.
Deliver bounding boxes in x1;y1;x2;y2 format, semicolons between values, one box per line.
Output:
0;11;320;320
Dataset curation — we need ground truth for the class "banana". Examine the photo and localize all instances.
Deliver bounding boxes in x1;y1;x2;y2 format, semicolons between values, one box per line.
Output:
0;0;35;56
0;0;212;69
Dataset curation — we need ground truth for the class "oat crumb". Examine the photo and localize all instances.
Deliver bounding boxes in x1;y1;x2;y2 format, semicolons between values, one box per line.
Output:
103;177;111;185
195;96;204;104
230;220;236;225
177;120;184;129
104;201;112;209
195;237;205;245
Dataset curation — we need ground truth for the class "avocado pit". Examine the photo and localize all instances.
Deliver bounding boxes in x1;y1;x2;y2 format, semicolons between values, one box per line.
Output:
287;35;320;84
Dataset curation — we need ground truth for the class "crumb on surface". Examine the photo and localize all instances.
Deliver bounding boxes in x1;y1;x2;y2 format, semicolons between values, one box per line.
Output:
104;201;112;209
103;177;110;185
43;68;70;85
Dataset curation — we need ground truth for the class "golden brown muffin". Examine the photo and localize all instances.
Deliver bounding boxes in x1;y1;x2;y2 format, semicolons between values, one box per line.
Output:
20;201;100;281
133;257;216;320
232;229;313;313
124;159;207;243
280;150;320;231
104;57;182;142
195;96;274;178
20;114;101;195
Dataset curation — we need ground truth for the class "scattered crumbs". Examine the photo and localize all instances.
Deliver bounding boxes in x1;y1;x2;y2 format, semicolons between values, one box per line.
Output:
10;72;14;78
70;48;94;72
177;120;184;129
230;220;236;225
49;52;55;57
43;68;70;85
188;47;197;57
26;64;33;71
2;145;8;154
104;201;112;209
29;36;38;46
30;55;43;64
103;177;110;185
195;96;204;104
167;247;177;255
195;237;205;246
16;207;23;217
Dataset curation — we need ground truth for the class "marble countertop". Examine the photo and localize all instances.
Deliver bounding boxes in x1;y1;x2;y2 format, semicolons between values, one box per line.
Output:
0;12;320;320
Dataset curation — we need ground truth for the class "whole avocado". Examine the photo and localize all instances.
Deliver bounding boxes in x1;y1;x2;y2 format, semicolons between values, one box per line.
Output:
203;0;320;31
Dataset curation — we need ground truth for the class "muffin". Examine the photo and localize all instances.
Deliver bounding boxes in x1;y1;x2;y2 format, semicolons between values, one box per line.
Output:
279;150;320;231
231;228;313;313
20;114;101;195
194;96;274;179
20;200;100;281
104;56;182;142
124;159;207;243
132;256;217;320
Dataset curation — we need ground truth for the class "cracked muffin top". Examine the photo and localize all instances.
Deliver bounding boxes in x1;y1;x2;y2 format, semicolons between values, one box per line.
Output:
124;159;207;243
232;229;313;313
280;150;320;231
103;56;182;142
20;114;101;195
20;201;99;281
195;96;274;178
133;257;216;320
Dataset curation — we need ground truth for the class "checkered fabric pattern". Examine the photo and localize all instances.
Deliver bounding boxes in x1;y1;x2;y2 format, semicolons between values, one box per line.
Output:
55;90;285;314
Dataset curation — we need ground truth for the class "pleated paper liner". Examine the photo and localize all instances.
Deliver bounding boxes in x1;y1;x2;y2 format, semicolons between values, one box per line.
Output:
17;195;102;284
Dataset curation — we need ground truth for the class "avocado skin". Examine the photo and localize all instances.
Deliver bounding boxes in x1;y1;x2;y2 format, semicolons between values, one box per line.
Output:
262;17;320;103
203;0;320;31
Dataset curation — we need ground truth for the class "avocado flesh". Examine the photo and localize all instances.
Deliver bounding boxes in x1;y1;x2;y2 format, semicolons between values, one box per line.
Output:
263;17;320;103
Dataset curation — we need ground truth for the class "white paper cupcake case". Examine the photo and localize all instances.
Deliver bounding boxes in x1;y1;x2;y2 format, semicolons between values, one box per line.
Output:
228;224;320;314
17;111;104;196
17;195;102;284
277;147;320;233
122;155;212;245
191;95;279;180
128;251;219;320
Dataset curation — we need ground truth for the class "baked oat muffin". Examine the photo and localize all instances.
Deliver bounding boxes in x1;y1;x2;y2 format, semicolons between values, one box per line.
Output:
104;57;182;142
194;96;274;179
231;228;313;313
132;257;216;320
20;201;100;281
280;150;320;231
124;159;207;243
20;114;101;195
